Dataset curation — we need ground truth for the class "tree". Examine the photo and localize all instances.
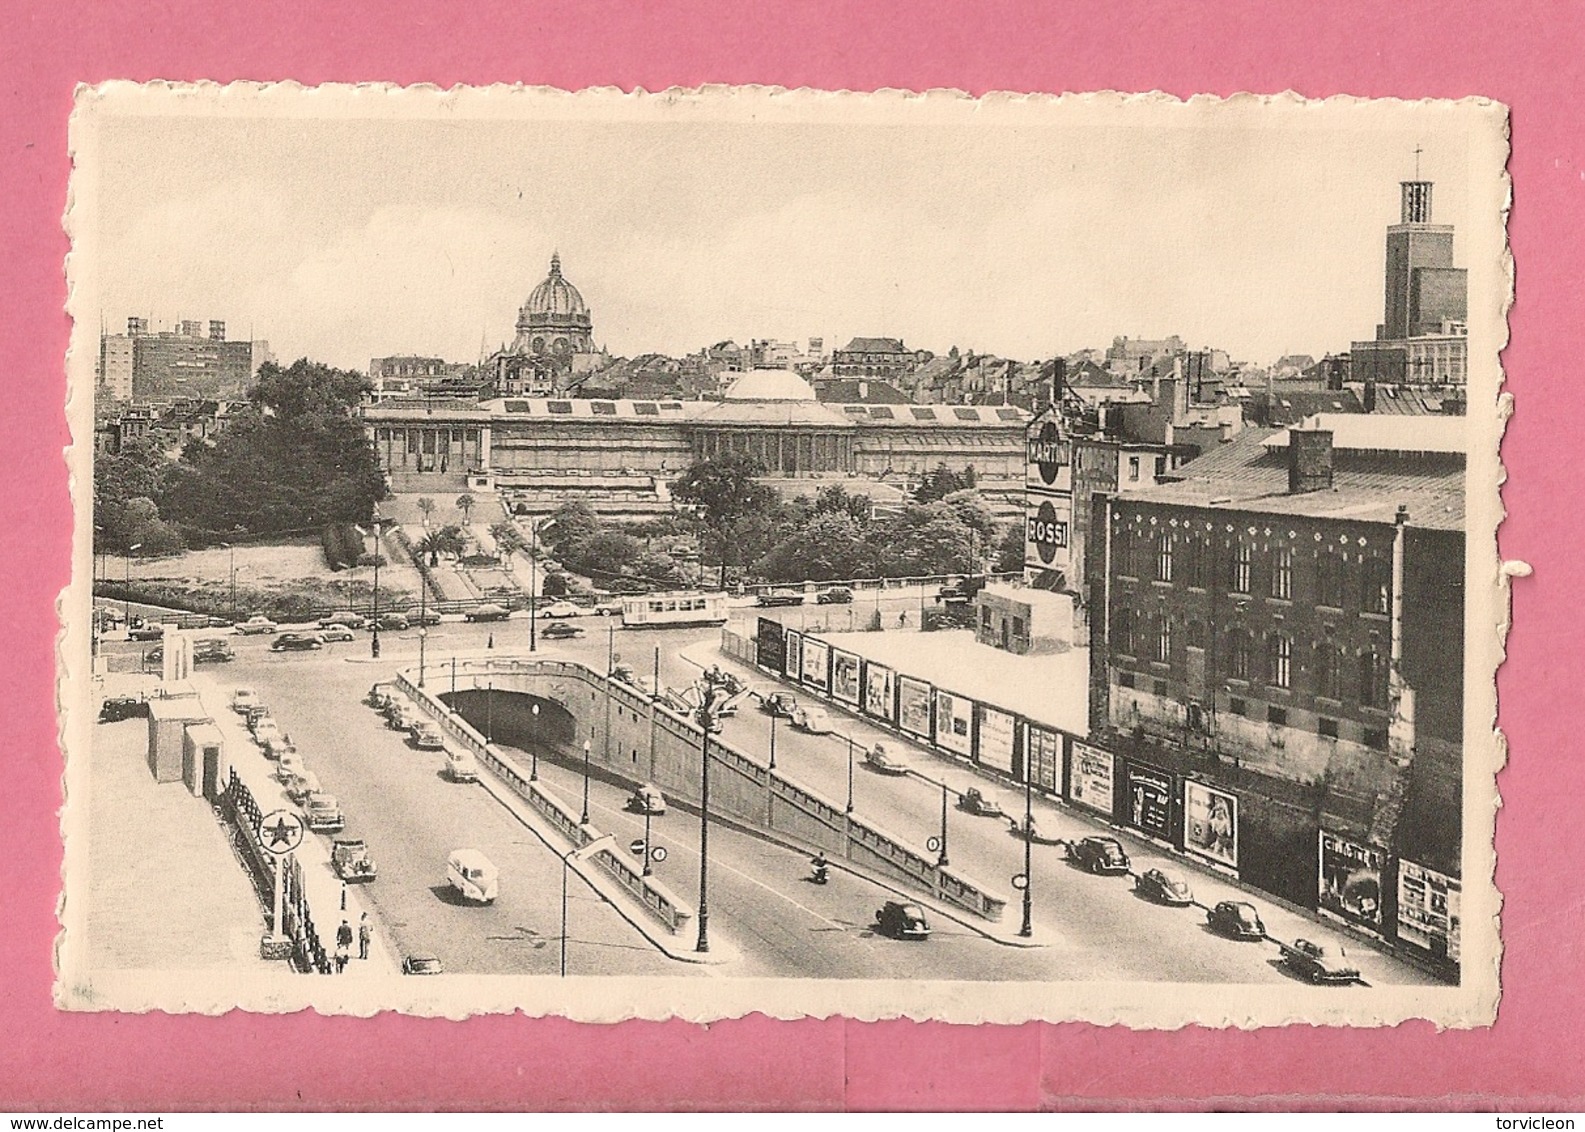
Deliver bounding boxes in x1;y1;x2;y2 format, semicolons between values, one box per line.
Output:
671;454;776;588
417;497;437;527
913;463;969;504
996;522;1026;572
756;511;876;583
455;493;476;525
543;500;600;552
491;521;527;559
417;524;466;564
813;483;873;524
873;502;977;576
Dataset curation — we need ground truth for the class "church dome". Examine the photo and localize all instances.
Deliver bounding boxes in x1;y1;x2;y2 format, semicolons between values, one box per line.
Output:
524;252;588;318
723;368;818;402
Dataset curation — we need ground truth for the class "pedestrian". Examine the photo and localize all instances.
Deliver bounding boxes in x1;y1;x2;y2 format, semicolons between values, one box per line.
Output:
358;912;371;961
898;610;908;628
336;918;353;972
335;940;349;974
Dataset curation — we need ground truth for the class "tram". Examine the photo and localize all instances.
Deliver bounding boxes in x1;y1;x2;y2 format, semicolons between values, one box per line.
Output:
619;591;729;628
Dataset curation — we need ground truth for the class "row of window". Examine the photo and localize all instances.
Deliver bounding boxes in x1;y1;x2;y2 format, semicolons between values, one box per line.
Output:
1118;530;1392;614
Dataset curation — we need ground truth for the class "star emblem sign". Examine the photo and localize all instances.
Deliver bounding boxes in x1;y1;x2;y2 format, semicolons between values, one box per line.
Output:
259;810;303;853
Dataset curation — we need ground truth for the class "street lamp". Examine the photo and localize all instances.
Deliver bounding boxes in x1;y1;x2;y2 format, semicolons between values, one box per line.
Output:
528;518;539;653
370;516;382;660
124;543;142;630
485;676;494;744
768;710;778;771
530;702;540;781
221;541;236;619
580;738;592;825
695;689;721;954
417;557;429;686
845;734;855;814
642;803;654;878
1019;756;1034;938
937;780;951;868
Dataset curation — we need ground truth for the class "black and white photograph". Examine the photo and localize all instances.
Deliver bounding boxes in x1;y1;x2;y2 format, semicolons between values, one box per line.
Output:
60;85;1507;1025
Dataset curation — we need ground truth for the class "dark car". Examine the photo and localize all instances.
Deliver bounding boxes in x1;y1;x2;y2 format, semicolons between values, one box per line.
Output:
376;612;410;631
874;900;931;940
1281;938;1361;984
936;576;987;605
759;692;799;719
1068;835;1131;875
270;632;324;652
540;621;584;640
405;608;443;627
955;787;1005;818
815;587;854;605
127;623;165;641
465;603;511;622
194;639;236;664
401;954;444;975
318;611;368;630
1207;900;1267;940
1134;867;1194;906
756;589;805;607
98;695;147;723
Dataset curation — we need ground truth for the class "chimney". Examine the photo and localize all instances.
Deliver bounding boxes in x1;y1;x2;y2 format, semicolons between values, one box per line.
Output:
1052;357;1067;405
1363;375;1377;413
1288;428;1334;494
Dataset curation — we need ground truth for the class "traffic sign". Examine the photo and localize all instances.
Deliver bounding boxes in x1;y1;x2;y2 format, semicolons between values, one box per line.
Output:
1011;873;1029;890
926;836;942;853
650;846;668;863
630;838;646;856
258;809;304;856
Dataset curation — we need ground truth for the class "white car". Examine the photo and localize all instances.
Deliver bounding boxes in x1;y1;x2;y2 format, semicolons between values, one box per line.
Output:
412;721;446;750
231;687;260;713
540;601;582;619
234;615;278;635
253;718;284;746
864;742;912;776
317;623;356;643
792;705;834;734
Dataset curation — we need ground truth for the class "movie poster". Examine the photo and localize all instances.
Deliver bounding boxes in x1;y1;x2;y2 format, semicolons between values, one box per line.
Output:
897;676;933;739
755;617;786;675
863;662;895;722
1125;763;1174;841
783;630;802;682
830;649;861;705
1183;780;1238;869
933;691;973;756
1066;740;1115;817
1319;831;1385;934
1398;860;1461;962
976;706;1016;776
802;637;830;691
1023;724;1061;793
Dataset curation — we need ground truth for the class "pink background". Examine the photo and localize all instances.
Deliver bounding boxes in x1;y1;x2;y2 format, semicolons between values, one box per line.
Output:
3;1;1580;1111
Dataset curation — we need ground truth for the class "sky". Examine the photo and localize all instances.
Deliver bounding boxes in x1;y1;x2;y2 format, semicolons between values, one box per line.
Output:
83;97;1478;372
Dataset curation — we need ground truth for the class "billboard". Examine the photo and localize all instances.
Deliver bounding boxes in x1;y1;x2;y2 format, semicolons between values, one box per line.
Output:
1397;860;1460;962
1124;762;1174;841
783;630;802;682
1066;740;1115;817
801;637;830;691
1024;724;1061;793
1024;496;1071;571
933;690;973;757
755;617;785;674
863;662;895;722
830;649;861;706
1318;832;1386;934
896;676;933;740
1025;417;1071;491
1183;780;1239;869
976;705;1016;776
1025;415;1073;576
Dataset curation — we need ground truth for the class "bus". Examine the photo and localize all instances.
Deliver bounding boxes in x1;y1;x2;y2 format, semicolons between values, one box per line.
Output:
620;591;729;629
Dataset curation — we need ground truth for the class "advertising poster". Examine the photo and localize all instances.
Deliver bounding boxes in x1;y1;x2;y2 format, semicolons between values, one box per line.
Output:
830;649;861;705
863;662;895;722
1066;740;1116;817
976;705;1017;776
783;630;803;682
1183;780;1239;869
755;617;785;675
1319;831;1386;934
933;690;973;756
1024;724;1061;793
1125;763;1174;841
801;637;830;691
897;676;933;739
1398;860;1461;962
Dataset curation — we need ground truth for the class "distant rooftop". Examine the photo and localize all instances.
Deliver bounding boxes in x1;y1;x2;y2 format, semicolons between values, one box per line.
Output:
1263;413;1468;456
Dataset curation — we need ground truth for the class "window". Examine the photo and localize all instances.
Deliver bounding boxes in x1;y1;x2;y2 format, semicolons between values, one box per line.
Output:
1184;537;1209;589
1317;552;1342;608
1186;619;1207;650
1267;706;1288;726
1154;455;1167;479
1317;644;1343;700
981;607;992;629
1154;615;1172;664
1229;697;1247;717
1270;632;1292;689
1155;531;1174;582
1364;556;1391;615
1363;727;1389;751
1272;547;1292;600
1319;717;1339;739
1153;678;1168;697
1228;629;1252;680
1128;456;1141;482
1115;608;1135;655
1360;645;1389;708
1231;539;1252;593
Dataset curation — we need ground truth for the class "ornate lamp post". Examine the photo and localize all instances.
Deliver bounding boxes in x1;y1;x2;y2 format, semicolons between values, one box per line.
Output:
1019;758;1034;938
529;518;539;653
580;738;592;825
937;779;951;868
370;511;383;660
695;686;722;954
768;710;778;771
124;543;142;630
529;702;540;781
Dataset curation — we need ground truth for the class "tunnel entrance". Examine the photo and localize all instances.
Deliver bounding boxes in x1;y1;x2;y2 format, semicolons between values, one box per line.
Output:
441;689;578;753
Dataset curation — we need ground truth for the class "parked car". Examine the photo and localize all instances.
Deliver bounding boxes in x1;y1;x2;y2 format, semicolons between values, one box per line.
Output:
233;615;278;635
592;599;623;617
626;783;667;816
759;692;799;719
366;683;395;710
303;792;345;833
128;623;165;641
864;742;911;776
874;900;931;940
956;787;1005;818
791;705;833;734
194;639;236;663
445;749;479;783
270;632;324;652
1134;868;1194;906
252;718;284;747
412;721;446;750
98;695;146;723
231;687;261;713
815;586;854;605
447;848;498;903
402;954;444;975
331;838;378;883
403;608;443;627
1207;900;1267;940
283;770;321;806
317;623;356;643
1281;938;1361;984
143;645;164;665
465;603;510;622
318;611;367;630
376;612;410;631
756;589;805;607
1067;835;1131;875
936;575;988;605
262;735;297;762
244;703;272;729
540;601;582;619
541;621;584;640
1010;814;1062;846
389;704;422;733
276;750;308;783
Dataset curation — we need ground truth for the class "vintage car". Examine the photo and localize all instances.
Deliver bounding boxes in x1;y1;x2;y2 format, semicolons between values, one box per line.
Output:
193;639;236;663
98;695;147;723
540;621;584;640
790;705;834;734
366;683;395;710
540;601;582;619
411;721;446;750
401;954;444;976
375;612;410;631
626;783;667;816
815;586;854;605
244;704;273;729
1009;814;1062;846
318;611;367;630
388;704;422;733
445;749;479;784
276;750;308;782
592;598;624;617
251;717;284;747
447;849;498;904
464;603;511;622
317;623;357;643
331;838;378;883
1134;867;1195;907
955;787;1005;818
402;608;443;627
759;691;799;719
231;687;261;713
1207;900;1267;940
233;615;279;635
874;900;931;940
282;770;321;806
1067;835;1131;875
303;792;345;834
262;735;297;762
755;589;806;607
1281;938;1362;984
127;621;165;641
864;742;911;776
270;631;324;652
